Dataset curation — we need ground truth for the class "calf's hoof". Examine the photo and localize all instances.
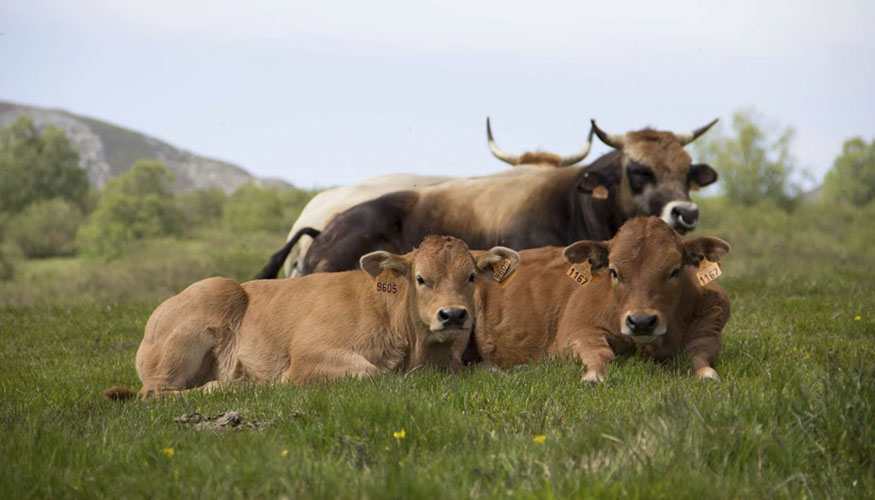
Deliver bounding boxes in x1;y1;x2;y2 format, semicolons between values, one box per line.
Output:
695;367;721;381
581;371;604;386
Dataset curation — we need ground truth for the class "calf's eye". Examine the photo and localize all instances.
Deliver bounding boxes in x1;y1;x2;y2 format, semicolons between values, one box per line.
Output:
416;276;426;285
469;272;476;283
670;268;681;279
609;268;618;280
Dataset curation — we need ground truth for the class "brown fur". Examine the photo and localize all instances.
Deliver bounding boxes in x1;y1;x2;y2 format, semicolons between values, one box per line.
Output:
110;236;520;399
517;151;563;168
470;217;730;382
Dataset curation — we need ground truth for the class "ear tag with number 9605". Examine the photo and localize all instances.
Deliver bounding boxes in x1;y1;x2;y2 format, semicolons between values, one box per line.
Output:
375;269;399;294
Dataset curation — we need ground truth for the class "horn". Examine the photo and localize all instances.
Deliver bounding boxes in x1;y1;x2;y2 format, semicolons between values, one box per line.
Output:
590;119;625;149
486;117;521;166
558;125;595;167
674;118;719;145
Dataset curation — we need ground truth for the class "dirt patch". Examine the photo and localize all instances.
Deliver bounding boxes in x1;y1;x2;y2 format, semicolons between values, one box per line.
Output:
174;411;272;432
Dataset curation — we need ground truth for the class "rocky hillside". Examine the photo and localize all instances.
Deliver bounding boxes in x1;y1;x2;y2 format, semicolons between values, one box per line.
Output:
0;101;289;193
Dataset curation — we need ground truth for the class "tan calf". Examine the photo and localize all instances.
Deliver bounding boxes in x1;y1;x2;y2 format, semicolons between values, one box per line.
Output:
108;236;519;399
470;216;730;382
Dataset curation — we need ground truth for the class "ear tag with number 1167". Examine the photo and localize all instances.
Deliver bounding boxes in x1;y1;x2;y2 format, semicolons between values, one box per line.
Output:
566;261;592;286
696;258;722;286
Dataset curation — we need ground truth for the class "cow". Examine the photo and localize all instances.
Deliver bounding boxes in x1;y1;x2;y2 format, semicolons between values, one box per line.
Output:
105;236;520;399
291;120;719;275
487;117;594;168
263;118;594;278
467;216;730;382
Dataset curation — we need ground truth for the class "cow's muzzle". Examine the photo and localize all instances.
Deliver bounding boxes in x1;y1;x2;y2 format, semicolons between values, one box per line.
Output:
622;311;667;343
661;201;699;233
437;307;468;329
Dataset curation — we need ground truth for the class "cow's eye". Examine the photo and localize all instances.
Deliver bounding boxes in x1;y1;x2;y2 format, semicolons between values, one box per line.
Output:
416;275;426;286
469;272;476;283
627;165;654;192
670;268;681;279
609;268;619;280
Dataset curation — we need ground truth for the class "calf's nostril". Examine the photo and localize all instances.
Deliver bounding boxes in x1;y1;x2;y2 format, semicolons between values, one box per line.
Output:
626;313;659;333
437;310;449;323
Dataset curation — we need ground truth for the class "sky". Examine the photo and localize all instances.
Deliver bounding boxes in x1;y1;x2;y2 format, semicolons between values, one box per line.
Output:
1;0;873;189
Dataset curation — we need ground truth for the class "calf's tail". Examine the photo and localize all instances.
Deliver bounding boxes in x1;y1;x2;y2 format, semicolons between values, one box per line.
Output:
104;385;137;401
255;227;321;279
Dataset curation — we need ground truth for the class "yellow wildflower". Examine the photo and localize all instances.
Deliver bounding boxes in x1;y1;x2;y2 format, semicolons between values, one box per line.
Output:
162;447;175;457
855;315;862;321
281;449;289;457
533;435;547;444
393;429;406;440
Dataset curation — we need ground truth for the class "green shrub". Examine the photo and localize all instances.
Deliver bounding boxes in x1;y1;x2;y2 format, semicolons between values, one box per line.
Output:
223;183;315;234
178;188;226;228
77;160;183;258
8;198;83;258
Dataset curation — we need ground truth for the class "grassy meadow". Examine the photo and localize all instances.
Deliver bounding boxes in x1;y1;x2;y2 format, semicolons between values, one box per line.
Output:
1;198;874;498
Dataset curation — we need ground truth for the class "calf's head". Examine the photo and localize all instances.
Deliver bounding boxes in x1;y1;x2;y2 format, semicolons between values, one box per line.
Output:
360;235;520;345
563;217;729;343
578;120;719;233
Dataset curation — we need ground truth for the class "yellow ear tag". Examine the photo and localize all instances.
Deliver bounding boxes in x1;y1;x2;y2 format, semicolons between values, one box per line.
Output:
491;258;517;287
696;258;722;286
566;260;592;286
592;185;609;200
375;269;399;294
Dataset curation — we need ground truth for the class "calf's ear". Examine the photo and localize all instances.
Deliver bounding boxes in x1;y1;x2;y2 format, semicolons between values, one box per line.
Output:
688;163;718;190
562;240;609;270
684;237;730;266
360;250;409;278
475;246;521;280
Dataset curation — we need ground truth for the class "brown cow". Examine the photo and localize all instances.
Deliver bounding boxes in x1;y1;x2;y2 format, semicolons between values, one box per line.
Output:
468;217;730;382
106;236;519;399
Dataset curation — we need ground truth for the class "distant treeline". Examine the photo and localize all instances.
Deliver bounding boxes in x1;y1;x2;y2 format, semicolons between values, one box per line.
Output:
0;111;874;283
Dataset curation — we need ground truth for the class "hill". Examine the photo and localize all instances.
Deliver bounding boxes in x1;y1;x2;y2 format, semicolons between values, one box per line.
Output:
0;100;289;193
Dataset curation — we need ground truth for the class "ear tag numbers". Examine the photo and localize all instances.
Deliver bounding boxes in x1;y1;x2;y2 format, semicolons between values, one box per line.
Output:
376;269;399;294
491;258;517;288
567;261;592;286
696;258;722;286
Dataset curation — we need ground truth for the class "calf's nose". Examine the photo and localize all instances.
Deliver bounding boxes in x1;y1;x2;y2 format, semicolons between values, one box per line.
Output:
625;313;659;334
437;307;468;327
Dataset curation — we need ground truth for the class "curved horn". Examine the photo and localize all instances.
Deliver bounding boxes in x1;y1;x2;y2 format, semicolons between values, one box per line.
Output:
674;118;719;146
558;125;595;167
590;119;625;149
486;117;521;166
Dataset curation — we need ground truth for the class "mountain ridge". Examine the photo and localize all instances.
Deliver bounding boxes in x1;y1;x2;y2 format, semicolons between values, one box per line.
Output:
0;100;290;193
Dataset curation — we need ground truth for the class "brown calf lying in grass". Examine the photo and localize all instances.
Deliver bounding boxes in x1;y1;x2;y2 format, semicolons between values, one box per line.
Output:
106;236;519;399
469;216;730;382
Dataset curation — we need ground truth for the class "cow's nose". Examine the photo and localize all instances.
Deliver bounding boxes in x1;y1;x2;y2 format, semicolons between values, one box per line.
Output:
437;307;468;327
671;203;699;230
625;313;659;334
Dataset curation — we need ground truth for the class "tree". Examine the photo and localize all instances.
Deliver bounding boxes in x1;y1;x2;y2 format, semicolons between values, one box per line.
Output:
694;109;799;209
0;116;89;213
9;198;84;258
77;160;183;258
822;137;875;206
223;183;315;234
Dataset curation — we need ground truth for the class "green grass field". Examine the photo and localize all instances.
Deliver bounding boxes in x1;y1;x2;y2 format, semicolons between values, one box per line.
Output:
1;200;874;498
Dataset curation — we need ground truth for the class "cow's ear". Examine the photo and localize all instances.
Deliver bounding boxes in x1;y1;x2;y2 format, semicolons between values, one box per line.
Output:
688;163;718;190
360;250;409;278
683;237;730;266
578;168;619;200
563;240;609;270
475;246;520;280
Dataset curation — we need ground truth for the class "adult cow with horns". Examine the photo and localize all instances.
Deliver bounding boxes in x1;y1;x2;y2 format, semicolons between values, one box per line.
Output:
259;118;719;277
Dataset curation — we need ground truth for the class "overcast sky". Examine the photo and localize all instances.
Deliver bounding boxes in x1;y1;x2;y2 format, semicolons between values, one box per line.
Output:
1;0;873;189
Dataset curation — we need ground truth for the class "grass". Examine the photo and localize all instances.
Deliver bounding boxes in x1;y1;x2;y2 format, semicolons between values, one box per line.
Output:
1;199;874;498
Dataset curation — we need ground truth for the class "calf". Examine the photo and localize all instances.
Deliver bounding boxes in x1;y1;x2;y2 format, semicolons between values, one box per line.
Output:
469;217;730;382
107;236;519;398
